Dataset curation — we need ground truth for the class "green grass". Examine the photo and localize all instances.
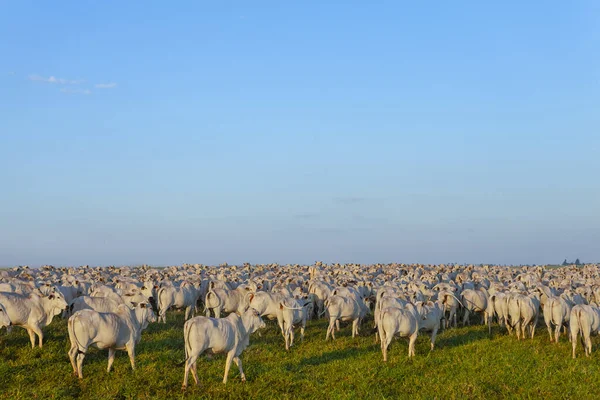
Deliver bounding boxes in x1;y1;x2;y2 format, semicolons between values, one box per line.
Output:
0;312;599;399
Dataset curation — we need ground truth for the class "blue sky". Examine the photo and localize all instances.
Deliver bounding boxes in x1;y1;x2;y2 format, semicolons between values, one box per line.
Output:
1;1;599;267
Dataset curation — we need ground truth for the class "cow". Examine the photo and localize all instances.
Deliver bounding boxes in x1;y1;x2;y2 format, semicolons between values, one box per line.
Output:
158;281;201;322
416;301;444;350
67;301;156;378
543;296;573;343
507;293;540;340
279;298;309;350
324;294;368;340
570;303;600;358
182;308;265;389
379;306;419;360
0;291;68;348
461;288;489;326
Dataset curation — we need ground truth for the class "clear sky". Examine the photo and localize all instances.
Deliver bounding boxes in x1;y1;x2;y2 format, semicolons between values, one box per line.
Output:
1;1;599;267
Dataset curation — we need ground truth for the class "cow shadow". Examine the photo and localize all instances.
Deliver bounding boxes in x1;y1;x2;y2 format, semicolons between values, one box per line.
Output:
297;346;372;367
435;326;491;348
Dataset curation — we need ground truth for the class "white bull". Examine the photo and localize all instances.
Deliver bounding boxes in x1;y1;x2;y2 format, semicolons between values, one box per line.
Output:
0;292;68;348
182;309;265;388
67;301;156;378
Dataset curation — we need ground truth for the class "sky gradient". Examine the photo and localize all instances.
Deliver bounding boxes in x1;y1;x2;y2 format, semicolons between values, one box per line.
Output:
1;1;599;267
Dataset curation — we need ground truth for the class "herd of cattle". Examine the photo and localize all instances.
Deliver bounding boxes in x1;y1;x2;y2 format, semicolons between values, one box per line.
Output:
1;262;600;389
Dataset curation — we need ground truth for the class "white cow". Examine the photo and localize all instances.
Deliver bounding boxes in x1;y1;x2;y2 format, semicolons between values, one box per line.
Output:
69;293;152;315
204;286;250;319
543;296;572;343
158;281;200;322
67;301;156;378
379;306;419;360
507;293;540;340
0;292;68;348
279;298;309;351
324;294;368;340
570;303;600;358
182;309;265;388
416;301;444;350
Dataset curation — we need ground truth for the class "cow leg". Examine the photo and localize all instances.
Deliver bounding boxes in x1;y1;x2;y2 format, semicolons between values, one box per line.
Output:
182;353;199;389
233;357;246;382
335;319;340;331
462;309;469;326
223;351;234;384
381;330;391;362
408;331;418;357
126;342;136;370
326;317;336;340
352;319;358;338
214;308;221;319
554;325;561;343
27;328;36;349
107;348;116;373
300;325;305;342
184;306;192;320
571;326;579;358
191;360;199;385
547;324;554;342
76;352;86;379
430;327;438;350
584;330;592;357
33;326;44;348
290;327;295;347
68;345;78;375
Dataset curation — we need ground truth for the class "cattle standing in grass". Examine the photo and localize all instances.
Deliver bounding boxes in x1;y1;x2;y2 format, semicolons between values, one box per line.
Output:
0;292;68;348
324;294;368;340
570;303;600;358
543;296;572;343
279;298;309;350
182;308;265;388
379;306;419;360
67;301;156;378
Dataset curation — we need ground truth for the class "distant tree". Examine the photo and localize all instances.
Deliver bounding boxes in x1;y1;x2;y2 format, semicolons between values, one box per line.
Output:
575;258;581;265
562;259;568;266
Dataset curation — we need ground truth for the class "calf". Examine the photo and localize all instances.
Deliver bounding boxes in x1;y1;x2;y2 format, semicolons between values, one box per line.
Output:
0;292;68;348
67;301;156;378
182;309;265;388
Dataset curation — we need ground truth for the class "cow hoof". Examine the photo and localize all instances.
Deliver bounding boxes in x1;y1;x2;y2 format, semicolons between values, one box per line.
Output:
181;385;187;391
241;377;246;383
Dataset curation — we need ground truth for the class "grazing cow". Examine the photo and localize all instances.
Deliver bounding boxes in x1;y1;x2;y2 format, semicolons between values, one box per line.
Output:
570;303;600;358
379;306;419;360
0;303;11;328
182;308;265;388
0;292;68;348
67;301;156;378
543;296;572;343
324;294;368;340
158;281;200;322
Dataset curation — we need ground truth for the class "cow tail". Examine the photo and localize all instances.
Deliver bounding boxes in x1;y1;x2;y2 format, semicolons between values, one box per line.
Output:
157;287;167;314
183;319;193;360
68;314;85;353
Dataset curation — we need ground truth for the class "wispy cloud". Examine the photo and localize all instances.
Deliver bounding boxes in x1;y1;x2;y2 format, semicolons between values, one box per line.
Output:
60;88;92;95
95;82;117;89
333;196;372;205
29;74;84;85
294;213;320;220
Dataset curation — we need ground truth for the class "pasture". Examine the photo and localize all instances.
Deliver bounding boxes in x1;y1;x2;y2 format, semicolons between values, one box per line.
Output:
1;311;598;399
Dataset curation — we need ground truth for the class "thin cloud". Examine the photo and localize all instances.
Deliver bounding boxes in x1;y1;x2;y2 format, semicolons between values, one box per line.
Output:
333;196;371;205
294;213;320;220
29;74;84;85
95;82;117;89
60;88;92;95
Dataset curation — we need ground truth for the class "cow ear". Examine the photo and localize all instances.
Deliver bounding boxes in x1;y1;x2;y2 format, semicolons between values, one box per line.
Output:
249;293;254;302
140;303;147;308
279;302;284;310
131;302;138;307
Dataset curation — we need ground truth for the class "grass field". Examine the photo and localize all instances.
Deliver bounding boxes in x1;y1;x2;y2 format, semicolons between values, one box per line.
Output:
1;311;598;399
